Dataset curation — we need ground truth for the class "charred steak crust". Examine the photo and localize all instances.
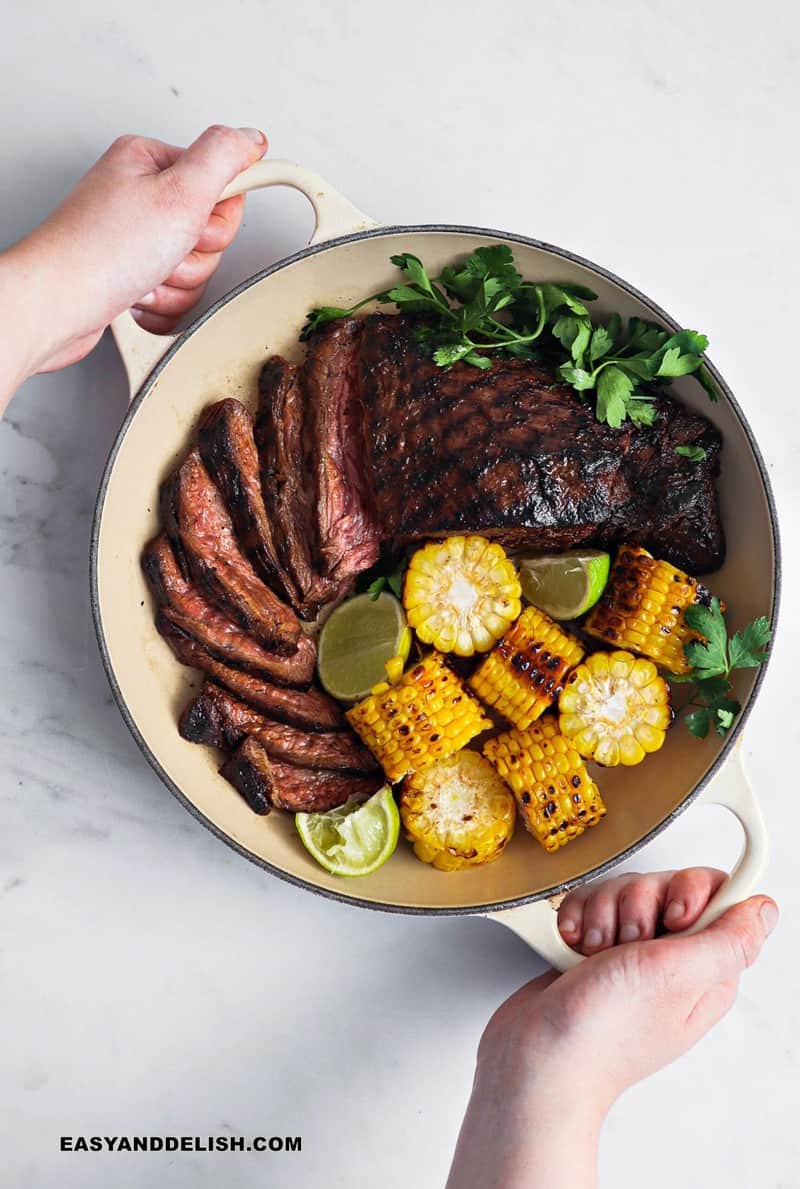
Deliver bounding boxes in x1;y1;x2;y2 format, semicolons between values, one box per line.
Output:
142;534;316;687
160;449;301;654
301;320;381;581
180;682;379;774
255;357;338;616
197;398;299;607
157;613;344;732
356;315;725;574
220;736;382;814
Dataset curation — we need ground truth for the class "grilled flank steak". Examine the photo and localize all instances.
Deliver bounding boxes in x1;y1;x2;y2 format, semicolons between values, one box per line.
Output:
220;736;383;814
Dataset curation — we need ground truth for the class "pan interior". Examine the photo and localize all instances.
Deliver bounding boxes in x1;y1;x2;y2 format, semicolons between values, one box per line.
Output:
94;229;776;911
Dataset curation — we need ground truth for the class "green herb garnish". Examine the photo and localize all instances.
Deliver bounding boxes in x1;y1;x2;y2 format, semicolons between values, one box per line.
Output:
301;245;711;429
364;556;408;601
676;445;708;462
679;599;771;738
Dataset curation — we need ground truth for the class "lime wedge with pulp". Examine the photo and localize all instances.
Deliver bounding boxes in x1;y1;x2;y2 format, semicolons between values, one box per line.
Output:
317;592;410;702
517;551;610;620
296;786;400;877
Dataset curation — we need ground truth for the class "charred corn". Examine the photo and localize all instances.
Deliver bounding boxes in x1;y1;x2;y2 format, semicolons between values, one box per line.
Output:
400;750;516;871
584;545;715;676
484;717;606;853
347;652;492;783
469;605;584;730
559;650;672;767
403;536;521;656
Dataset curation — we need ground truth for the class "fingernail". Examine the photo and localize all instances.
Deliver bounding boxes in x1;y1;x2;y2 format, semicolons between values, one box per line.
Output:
664;900;685;926
559;918;579;936
136;291;156;308
584;928;603;949
619;922;641;943
760;901;778;937
238;126;266;145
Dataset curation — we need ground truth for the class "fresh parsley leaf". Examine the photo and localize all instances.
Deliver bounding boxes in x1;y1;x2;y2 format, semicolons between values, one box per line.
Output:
589;323;617;363
681;603;770;739
656;347;703;377
627;399;657;427
596;366;633;428
728;616;771;669
559;364;595;391
685;707;711;738
367;576;387;600
676;445;707;461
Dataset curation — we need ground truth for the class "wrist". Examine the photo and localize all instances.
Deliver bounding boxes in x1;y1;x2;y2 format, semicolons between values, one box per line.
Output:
447;1049;605;1189
0;238;64;386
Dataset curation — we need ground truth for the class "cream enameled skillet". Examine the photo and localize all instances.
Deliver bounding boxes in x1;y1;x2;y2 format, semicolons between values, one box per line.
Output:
91;160;779;970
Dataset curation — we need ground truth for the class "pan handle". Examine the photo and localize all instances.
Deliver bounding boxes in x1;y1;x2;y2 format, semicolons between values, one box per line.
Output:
484;741;768;971
111;158;377;394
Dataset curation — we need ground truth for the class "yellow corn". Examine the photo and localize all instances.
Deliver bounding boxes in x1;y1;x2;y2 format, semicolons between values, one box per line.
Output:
400;750;516;871
347;652;492;783
484;716;606;853
584;545;714;676
469;605;584;730
403;536;521;656
559;650;672;767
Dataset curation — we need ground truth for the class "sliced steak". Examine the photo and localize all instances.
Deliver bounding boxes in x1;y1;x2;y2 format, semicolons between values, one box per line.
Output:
157;613;344;731
180;682;379;774
160;449;301;654
301;320;381;581
197;398;298;607
356;315;725;574
256;357;340;617
220;736;382;814
142;534;316;686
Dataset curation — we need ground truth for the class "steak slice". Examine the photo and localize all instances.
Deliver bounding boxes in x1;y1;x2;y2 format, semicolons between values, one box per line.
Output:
256;357;340;617
220;736;382;814
156;613;344;732
142;534;316;686
197;398;298;607
301;320;381;581
357;315;725;574
180;682;379;774
160;449;301;654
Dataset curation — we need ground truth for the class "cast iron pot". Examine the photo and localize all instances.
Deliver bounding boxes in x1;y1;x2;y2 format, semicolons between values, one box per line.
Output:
91;160;779;969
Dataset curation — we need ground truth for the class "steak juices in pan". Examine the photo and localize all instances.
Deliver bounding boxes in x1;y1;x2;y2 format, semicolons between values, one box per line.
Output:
140;240;768;879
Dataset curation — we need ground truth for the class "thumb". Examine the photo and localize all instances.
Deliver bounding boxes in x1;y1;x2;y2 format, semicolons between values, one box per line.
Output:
164;124;267;211
668;895;777;985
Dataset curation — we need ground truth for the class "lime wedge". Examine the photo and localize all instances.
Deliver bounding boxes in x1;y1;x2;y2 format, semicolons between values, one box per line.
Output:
317;592;410;702
517;551;610;620
296;786;400;877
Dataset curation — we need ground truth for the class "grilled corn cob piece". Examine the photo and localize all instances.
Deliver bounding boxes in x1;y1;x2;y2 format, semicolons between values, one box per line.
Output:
400;750;516;870
559;650;671;767
469;605;584;730
584;546;714;676
484;717;605;853
347;653;492;783
403;536;522;656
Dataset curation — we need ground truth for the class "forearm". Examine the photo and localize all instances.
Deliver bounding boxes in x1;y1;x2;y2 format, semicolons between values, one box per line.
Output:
0;238;66;414
446;1056;603;1189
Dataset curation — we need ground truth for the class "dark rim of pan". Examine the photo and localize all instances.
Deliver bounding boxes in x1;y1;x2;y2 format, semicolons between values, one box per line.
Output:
89;224;782;916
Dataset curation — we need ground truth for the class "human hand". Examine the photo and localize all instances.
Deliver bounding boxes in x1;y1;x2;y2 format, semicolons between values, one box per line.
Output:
447;869;777;1189
0;124;267;397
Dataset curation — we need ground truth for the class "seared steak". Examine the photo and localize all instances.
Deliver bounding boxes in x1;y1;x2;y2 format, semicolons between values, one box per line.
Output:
220;736;382;814
350;315;725;574
197;398;298;607
157;613;344;731
180;682;379;774
301;320;381;580
255;358;338;616
142;534;316;686
161;449;301;654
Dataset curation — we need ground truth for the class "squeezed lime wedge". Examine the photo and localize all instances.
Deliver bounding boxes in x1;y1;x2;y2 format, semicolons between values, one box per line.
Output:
296;786;400;877
517;550;610;620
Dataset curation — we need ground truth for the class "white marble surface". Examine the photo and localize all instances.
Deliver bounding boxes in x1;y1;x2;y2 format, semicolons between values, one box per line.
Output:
1;2;798;1186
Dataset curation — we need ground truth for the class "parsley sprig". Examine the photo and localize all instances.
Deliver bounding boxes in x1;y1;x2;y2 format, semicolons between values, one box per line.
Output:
301;245;715;429
678;599;771;738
